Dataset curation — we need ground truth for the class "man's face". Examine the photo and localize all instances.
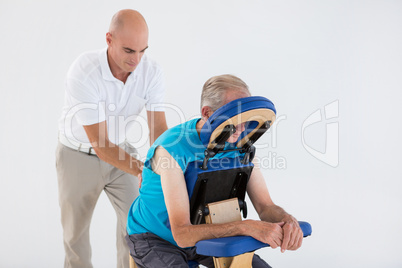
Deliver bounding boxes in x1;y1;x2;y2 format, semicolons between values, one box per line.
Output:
223;90;250;143
107;28;148;74
227;122;246;143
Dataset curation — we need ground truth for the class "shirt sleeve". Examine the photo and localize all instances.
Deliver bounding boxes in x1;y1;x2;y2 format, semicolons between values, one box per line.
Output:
144;66;166;112
144;131;188;173
65;78;106;126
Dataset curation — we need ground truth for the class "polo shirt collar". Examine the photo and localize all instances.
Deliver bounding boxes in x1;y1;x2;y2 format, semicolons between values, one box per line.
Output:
99;47;142;83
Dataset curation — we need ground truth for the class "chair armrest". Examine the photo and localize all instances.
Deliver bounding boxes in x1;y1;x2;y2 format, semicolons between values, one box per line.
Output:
195;221;312;257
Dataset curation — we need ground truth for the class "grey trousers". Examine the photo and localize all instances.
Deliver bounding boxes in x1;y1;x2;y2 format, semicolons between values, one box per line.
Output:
126;233;272;268
56;141;139;268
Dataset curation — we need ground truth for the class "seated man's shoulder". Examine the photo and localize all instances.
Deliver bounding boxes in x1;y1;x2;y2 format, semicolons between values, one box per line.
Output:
157;121;194;147
147;120;198;171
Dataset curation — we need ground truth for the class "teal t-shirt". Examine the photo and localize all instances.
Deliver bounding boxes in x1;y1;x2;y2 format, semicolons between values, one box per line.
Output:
127;118;241;246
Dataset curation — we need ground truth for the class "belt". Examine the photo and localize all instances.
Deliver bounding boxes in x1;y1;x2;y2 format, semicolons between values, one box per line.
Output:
59;133;97;155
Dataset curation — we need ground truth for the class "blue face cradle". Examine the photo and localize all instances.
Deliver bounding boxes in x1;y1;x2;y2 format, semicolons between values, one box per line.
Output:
185;96;278;225
200;96;276;151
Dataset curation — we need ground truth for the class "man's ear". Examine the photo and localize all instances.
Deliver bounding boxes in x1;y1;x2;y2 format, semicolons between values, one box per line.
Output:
106;32;112;46
201;106;213;121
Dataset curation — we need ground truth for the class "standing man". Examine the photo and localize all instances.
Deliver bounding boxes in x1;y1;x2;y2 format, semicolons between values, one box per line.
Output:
56;9;168;268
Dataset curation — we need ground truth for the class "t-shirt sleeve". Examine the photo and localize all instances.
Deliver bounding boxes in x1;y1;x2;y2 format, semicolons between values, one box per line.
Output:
144;133;188;173
65;78;106;126
144;66;166;112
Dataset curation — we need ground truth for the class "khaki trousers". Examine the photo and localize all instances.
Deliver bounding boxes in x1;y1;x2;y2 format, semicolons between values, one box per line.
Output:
56;141;139;268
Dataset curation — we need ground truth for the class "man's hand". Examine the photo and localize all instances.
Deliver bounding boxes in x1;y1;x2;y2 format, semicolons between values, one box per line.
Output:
244;220;285;249
129;154;143;187
137;171;143;188
280;215;303;252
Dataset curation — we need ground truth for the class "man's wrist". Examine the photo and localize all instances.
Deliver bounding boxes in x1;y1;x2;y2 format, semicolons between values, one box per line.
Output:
280;214;297;224
239;219;257;237
129;155;143;175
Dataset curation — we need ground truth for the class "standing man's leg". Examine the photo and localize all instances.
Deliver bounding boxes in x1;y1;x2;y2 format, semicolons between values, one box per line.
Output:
56;143;105;268
103;143;139;268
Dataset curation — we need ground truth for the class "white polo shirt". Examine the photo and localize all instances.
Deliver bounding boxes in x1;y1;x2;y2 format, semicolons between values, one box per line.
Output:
59;47;165;145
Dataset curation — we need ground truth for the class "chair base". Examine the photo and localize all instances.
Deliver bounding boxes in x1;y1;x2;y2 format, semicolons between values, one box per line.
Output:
214;252;254;268
129;255;137;268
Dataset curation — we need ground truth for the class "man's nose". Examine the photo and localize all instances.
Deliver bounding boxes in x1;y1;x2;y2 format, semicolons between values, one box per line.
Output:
235;122;246;133
130;53;140;64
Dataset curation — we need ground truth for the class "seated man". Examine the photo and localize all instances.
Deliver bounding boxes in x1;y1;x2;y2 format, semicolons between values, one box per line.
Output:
126;74;303;268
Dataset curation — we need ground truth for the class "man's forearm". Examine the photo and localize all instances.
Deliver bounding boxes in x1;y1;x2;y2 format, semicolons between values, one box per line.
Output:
172;221;247;248
258;204;293;223
83;121;143;177
172;219;284;249
147;111;168;145
149;126;166;145
94;142;143;177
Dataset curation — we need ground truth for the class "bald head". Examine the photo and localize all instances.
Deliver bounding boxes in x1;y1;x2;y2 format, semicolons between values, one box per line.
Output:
109;9;148;37
106;9;149;80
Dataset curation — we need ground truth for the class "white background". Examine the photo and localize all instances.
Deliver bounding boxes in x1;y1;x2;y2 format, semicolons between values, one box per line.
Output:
1;0;401;267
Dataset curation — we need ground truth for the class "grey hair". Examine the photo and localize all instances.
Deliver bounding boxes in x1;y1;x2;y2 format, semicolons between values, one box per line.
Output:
200;74;251;112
